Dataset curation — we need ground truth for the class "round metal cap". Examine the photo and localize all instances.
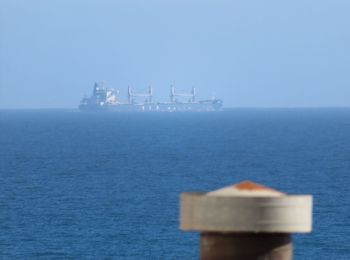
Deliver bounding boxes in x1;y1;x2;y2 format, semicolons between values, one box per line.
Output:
180;181;312;233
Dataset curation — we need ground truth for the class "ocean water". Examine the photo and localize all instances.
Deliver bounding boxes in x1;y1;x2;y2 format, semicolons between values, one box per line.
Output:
0;109;349;259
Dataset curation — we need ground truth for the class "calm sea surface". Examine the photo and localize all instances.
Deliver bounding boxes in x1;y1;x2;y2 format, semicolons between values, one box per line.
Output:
1;109;350;259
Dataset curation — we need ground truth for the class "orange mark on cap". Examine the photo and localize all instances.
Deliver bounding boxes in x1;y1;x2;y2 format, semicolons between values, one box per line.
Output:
234;181;279;192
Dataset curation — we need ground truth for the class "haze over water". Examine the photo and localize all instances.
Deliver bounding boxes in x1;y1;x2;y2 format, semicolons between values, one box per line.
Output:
1;109;349;259
1;0;350;108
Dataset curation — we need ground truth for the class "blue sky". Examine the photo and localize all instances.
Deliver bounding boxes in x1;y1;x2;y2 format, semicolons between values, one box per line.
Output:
0;0;349;108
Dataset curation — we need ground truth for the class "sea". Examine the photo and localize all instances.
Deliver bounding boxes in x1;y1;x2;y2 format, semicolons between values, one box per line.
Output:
1;109;349;259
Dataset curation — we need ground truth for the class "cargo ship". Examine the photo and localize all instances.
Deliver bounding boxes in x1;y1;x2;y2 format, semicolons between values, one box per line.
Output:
79;82;223;112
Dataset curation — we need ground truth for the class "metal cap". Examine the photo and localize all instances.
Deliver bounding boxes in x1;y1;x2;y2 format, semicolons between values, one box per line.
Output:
180;181;312;233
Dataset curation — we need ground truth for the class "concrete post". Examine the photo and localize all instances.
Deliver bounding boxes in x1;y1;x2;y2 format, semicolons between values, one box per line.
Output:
180;181;312;260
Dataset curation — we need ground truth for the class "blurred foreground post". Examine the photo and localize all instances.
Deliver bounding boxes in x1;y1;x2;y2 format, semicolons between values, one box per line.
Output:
180;181;312;260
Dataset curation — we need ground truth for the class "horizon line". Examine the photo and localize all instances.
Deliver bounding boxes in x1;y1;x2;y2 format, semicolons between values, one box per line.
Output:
1;106;350;110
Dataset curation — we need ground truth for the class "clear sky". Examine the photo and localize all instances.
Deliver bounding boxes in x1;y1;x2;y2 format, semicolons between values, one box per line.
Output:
0;0;349;108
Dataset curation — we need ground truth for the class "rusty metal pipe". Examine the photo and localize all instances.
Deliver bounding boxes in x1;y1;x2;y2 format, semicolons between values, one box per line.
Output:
200;232;292;260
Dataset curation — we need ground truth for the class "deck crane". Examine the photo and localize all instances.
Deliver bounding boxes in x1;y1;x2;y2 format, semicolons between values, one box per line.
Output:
170;86;196;103
128;86;153;104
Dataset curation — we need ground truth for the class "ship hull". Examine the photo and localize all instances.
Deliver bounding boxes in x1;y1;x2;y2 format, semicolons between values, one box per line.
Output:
79;101;223;112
